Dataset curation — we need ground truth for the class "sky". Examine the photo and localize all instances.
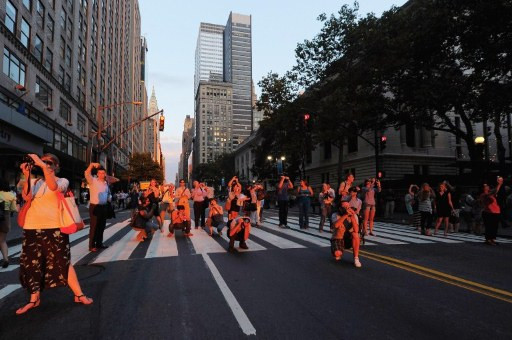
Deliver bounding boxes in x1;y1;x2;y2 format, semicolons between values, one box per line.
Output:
139;0;407;182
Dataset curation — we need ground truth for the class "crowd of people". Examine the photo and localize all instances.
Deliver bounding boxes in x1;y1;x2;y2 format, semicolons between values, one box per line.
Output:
3;153;511;315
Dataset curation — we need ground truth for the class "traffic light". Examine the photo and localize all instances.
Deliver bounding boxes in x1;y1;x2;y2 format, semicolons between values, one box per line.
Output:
377;170;385;179
304;113;310;121
379;135;387;151
159;115;165;132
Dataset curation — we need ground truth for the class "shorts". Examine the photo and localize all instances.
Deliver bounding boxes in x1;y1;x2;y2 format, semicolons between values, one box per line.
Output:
330;238;344;257
160;202;172;213
0;213;11;233
364;204;376;211
19;228;70;293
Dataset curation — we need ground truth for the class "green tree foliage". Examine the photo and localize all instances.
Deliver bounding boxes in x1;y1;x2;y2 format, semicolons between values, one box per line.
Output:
125;152;164;183
192;152;235;186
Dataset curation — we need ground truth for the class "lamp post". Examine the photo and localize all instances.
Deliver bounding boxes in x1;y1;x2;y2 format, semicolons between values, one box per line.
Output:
91;101;143;166
475;136;485;161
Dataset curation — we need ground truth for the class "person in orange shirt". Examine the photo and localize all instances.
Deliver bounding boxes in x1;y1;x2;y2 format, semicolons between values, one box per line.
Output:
169;204;192;237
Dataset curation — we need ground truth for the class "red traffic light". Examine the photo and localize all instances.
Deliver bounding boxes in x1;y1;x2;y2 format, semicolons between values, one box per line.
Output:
304;114;310;121
377;171;385;179
380;136;387;142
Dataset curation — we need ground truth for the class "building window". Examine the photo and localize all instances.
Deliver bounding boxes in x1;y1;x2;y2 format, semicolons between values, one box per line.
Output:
36;1;44;27
348;134;358;153
47;14;54;41
22;0;32;11
65;73;71;91
59;99;71;121
3;48;26;86
60;7;66;31
20;18;30;48
33;35;43;62
44;48;53;70
4;1;17;33
406;123;416;147
323;141;332;160
65;45;71;67
58;66;64;85
35;76;52;107
77;115;85;135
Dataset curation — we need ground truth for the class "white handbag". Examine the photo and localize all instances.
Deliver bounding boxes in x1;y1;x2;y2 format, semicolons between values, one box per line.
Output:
58;191;85;234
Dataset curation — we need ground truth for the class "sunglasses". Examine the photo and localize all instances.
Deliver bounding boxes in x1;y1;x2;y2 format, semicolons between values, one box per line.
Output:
43;160;55;166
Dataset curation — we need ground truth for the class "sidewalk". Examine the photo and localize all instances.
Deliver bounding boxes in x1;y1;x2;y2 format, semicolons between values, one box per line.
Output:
6;203;125;246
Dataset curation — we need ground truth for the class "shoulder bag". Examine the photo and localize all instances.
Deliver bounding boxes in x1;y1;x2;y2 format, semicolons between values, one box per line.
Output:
106;185;116;219
17;178;41;228
58;190;85;234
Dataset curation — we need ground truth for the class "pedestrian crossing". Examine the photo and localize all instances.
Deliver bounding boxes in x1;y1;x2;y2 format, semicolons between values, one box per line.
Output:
267;214;512;246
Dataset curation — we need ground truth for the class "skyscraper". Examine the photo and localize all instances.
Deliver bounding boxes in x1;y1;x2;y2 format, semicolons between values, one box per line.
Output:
224;12;252;146
194;23;224;95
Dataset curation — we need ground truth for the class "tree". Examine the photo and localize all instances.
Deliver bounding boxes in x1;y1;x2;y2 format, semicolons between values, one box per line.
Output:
125;152;164;183
192;152;236;186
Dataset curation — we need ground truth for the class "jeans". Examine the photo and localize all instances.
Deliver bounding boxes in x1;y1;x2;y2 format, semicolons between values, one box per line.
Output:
297;198;310;228
385;201;395;218
170;221;191;234
278;200;289;226
319;205;332;231
482;211;499;240
144;221;159;234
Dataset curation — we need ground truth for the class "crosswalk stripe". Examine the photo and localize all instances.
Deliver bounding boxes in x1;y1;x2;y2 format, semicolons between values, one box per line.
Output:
374;224;461;244
0;284;21;300
188;228;226;254
250;227;305;249
219;233;266;252
145;221;179;258
261;224;330;247
92;230;139;264
0;264;19;273
72;220;129;265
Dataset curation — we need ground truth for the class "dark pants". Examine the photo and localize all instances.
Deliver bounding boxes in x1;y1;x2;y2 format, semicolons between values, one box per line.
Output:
89;204;107;249
297;198;310;228
420;211;432;233
278;200;289;226
482;211;499;240
170;221;191;234
193;201;206;227
319;205;332;231
228;229;246;249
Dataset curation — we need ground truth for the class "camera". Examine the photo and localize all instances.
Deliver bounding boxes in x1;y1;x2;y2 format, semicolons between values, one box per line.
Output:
22;155;35;166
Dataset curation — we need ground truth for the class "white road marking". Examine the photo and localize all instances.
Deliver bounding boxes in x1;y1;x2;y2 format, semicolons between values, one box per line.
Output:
219;233;266;252
0;284;22;300
202;253;256;336
262;224;330;247
250;227;305;249
0;264;19;273
92;230;139;264
145;221;179;258
189;228;226;254
71;220;130;265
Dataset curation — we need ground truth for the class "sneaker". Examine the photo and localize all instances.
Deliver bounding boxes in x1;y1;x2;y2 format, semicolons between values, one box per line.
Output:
184;233;194;237
239;242;249;250
354;258;362;268
167;232;174;238
2;260;8;268
369;231;375;236
279;224;285;228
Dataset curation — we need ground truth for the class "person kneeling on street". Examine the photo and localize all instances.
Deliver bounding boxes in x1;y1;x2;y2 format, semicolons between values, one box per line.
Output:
169;204;192;237
206;198;226;236
331;201;362;268
132;196;159;242
228;216;251;252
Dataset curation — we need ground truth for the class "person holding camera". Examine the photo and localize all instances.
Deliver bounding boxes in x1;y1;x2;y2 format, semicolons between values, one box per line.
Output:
144;179;163;231
296;180;313;229
277;175;293;228
362;178;382;236
228;216;252;252
159;183;175;232
338;173;355;201
132;196;160;241
206;198;225;236
319;183;335;232
85;162;111;252
169;202;192;237
331;201;362;268
17;153;93;315
191;180;207;229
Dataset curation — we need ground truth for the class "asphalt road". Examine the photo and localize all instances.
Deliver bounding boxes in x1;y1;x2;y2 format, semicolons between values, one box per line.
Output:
1;210;511;339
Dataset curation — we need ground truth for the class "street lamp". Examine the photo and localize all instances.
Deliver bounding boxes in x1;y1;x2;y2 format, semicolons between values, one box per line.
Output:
475;136;485;162
92;101;144;166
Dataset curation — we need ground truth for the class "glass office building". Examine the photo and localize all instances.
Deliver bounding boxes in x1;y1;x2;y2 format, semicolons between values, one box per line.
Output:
194;23;225;95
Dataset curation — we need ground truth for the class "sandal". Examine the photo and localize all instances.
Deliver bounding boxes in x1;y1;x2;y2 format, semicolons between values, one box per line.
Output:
74;295;93;305
16;298;40;315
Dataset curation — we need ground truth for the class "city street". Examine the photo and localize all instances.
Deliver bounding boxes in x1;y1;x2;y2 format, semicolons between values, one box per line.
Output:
1;209;511;339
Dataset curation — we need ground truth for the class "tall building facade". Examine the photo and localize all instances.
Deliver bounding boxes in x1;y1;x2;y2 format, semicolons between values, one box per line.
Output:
145;86;160;163
0;0;145;189
193;80;233;166
224;12;252;145
194;22;224;95
178;114;193;182
192;12;252;173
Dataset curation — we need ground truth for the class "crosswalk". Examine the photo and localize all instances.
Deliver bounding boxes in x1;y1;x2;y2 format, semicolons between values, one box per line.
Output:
1;214;511;303
266;214;512;246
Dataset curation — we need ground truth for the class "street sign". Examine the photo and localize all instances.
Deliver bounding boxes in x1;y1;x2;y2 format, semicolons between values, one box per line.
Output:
139;181;150;190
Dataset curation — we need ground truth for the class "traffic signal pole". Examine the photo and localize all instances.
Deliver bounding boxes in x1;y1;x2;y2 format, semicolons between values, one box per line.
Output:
374;127;380;179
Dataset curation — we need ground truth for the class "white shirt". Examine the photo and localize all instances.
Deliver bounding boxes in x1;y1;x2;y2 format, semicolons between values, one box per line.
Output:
88;177;109;205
